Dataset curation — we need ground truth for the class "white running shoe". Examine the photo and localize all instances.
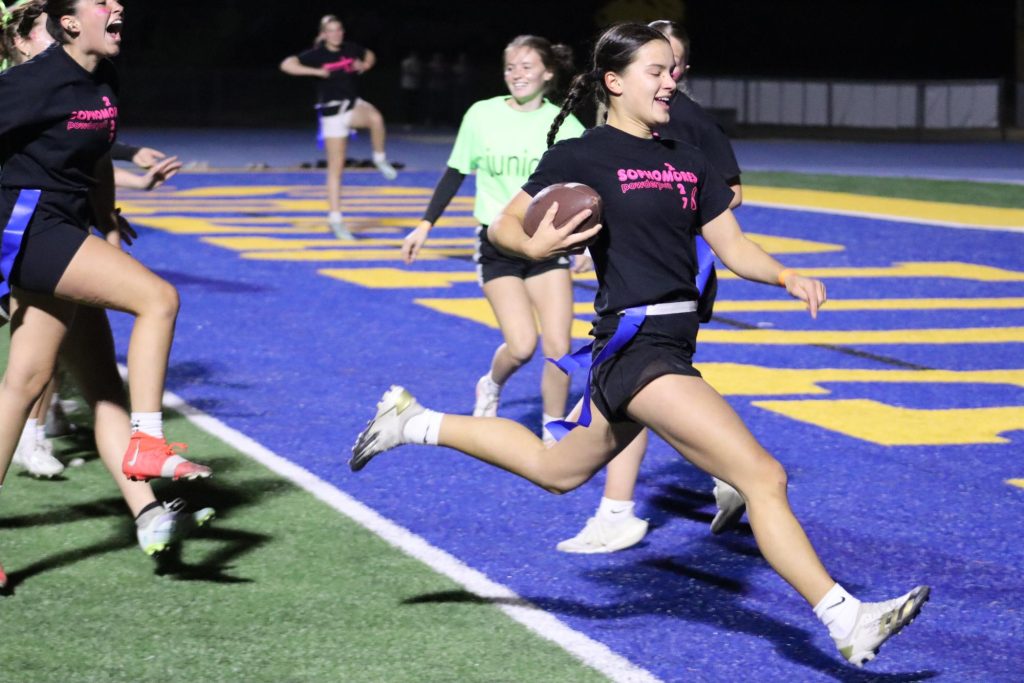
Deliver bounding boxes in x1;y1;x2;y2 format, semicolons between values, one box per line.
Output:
12;432;64;479
834;586;930;667
473;374;501;417
328;215;355;240
374;159;398;180
710;478;745;534
556;515;649;554
350;385;425;472
136;498;216;557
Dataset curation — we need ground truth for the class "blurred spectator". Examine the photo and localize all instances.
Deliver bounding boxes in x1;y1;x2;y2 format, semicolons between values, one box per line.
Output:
425;52;450;127
399;51;423;126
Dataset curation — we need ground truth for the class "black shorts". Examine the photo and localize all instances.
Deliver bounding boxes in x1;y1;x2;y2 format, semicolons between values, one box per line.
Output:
0;188;90;296
590;312;702;423
475;225;569;285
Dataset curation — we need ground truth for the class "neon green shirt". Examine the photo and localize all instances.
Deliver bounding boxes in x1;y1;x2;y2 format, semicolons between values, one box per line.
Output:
447;96;584;226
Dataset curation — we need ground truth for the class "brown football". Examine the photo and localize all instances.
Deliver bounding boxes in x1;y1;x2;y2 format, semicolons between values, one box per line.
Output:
522;183;602;252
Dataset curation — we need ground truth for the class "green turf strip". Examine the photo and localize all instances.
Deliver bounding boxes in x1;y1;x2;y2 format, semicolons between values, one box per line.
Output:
744;171;1024;209
0;347;606;683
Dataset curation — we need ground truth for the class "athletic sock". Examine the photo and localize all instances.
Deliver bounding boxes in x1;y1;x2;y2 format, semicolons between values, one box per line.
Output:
21;419;37;444
35;425;46;444
480;372;502;391
402;410;443;445
131;412;163;438
813;582;862;640
372;151;388;164
596;496;635;523
541;413;563;427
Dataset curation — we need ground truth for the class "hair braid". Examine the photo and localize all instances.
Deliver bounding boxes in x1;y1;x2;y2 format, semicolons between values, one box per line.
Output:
546;72;594;148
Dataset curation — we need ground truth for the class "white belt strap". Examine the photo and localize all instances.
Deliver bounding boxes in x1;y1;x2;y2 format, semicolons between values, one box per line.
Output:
623;300;697;316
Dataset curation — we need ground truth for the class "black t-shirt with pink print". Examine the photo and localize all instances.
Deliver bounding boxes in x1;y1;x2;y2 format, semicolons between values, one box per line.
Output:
523;124;734;317
0;43;118;193
297;43;367;106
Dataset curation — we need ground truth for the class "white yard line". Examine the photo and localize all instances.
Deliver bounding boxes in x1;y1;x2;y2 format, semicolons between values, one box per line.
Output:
161;388;662;683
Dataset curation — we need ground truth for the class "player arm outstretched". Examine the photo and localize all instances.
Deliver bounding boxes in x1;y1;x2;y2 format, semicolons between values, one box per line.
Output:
403;166;467;263
489;191;600;261
702;208;826;317
356;49;376;73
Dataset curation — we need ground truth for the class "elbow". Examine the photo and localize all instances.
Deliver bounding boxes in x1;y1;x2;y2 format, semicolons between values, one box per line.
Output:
729;184;743;209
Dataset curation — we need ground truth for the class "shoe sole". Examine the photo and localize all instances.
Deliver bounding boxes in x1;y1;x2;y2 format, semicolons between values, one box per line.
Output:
848;586;931;667
126;470;213;483
556;521;649;554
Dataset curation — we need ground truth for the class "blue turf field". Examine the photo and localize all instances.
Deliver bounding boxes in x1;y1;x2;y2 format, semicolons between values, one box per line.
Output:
112;166;1024;682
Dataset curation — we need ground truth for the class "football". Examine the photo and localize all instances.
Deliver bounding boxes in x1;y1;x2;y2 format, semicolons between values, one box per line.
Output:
522;183;602;252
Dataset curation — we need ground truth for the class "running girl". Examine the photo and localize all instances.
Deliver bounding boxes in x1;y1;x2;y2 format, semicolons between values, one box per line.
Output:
350;23;928;668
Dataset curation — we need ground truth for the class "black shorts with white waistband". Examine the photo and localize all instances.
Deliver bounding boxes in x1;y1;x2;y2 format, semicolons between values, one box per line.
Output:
590;312;703;423
474;224;570;285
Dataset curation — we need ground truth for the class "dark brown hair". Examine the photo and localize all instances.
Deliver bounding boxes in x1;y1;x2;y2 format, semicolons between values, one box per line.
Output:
1;0;47;69
504;34;574;101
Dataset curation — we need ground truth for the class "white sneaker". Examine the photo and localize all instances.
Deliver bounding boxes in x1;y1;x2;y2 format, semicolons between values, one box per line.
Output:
473;375;501;417
12;433;64;479
710;478;745;534
136;498;216;556
350;385;424;472
328;215;354;240
556;514;649;554
834;586;930;667
374;159;398;180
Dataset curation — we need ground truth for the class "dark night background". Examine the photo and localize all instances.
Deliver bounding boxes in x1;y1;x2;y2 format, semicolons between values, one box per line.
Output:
112;0;1019;128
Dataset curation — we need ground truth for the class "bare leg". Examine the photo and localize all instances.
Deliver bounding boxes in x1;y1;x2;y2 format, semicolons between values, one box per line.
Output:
60;306;157;516
481;276;538;385
523;269;572;419
438;405;643;494
350;100;387;155
604;429;648;501
324;136;347;215
53;236;179;413
626;374;834;605
0;291;76;483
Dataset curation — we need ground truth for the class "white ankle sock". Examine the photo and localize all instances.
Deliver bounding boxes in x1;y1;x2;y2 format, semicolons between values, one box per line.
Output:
596;496;635;522
328;211;343;223
402;410;442;445
131;412;163;438
372;151;387;163
542;413;563;427
813;583;862;640
22;419;37;443
480;373;501;392
35;425;46;443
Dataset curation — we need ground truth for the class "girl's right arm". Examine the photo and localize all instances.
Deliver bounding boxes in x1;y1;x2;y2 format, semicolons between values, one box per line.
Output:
279;56;328;79
489;191;600;260
402;166;467;264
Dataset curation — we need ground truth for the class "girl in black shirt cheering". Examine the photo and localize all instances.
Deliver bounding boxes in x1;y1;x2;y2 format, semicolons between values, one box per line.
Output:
0;0;213;497
349;24;927;668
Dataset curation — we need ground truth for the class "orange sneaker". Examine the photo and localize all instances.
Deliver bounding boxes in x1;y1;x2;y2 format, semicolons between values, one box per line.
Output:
121;432;212;482
0;559;7;589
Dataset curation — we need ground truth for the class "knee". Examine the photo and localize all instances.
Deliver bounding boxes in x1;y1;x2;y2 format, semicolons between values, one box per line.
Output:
145;280;179;321
742;456;788;500
541;474;585;496
503;336;536;365
540;335;570;360
370;111;384;128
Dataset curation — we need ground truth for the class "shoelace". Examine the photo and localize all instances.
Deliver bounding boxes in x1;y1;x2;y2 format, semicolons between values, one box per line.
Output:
162;441;189;456
163;497;187;513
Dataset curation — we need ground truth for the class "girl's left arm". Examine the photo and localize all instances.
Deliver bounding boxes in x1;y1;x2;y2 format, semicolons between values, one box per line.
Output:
359;49;377;72
702;208;827;317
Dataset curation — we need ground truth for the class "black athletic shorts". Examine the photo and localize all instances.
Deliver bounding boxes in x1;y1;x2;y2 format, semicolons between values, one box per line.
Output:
475;224;569;285
0;188;90;296
590;311;702;423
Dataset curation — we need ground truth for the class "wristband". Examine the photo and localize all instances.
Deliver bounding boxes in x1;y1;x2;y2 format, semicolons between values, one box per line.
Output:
777;268;798;286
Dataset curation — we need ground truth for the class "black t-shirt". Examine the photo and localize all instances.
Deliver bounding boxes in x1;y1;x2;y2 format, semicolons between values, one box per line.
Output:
657;92;741;184
0;43;118;192
523;125;734;317
297;43;367;105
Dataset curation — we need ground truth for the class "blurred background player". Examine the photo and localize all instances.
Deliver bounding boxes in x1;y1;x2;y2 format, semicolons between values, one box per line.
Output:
280;14;397;240
558;19;748;554
400;35;583;443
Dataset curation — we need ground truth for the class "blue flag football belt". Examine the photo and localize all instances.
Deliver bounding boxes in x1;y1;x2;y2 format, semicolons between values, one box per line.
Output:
0;188;41;302
545;236;715;441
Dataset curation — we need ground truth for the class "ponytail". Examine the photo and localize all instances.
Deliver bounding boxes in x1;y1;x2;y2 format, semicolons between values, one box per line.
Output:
546;70;599;148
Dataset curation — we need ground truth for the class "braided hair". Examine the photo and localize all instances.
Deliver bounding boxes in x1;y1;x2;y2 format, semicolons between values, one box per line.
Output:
546;23;668;148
